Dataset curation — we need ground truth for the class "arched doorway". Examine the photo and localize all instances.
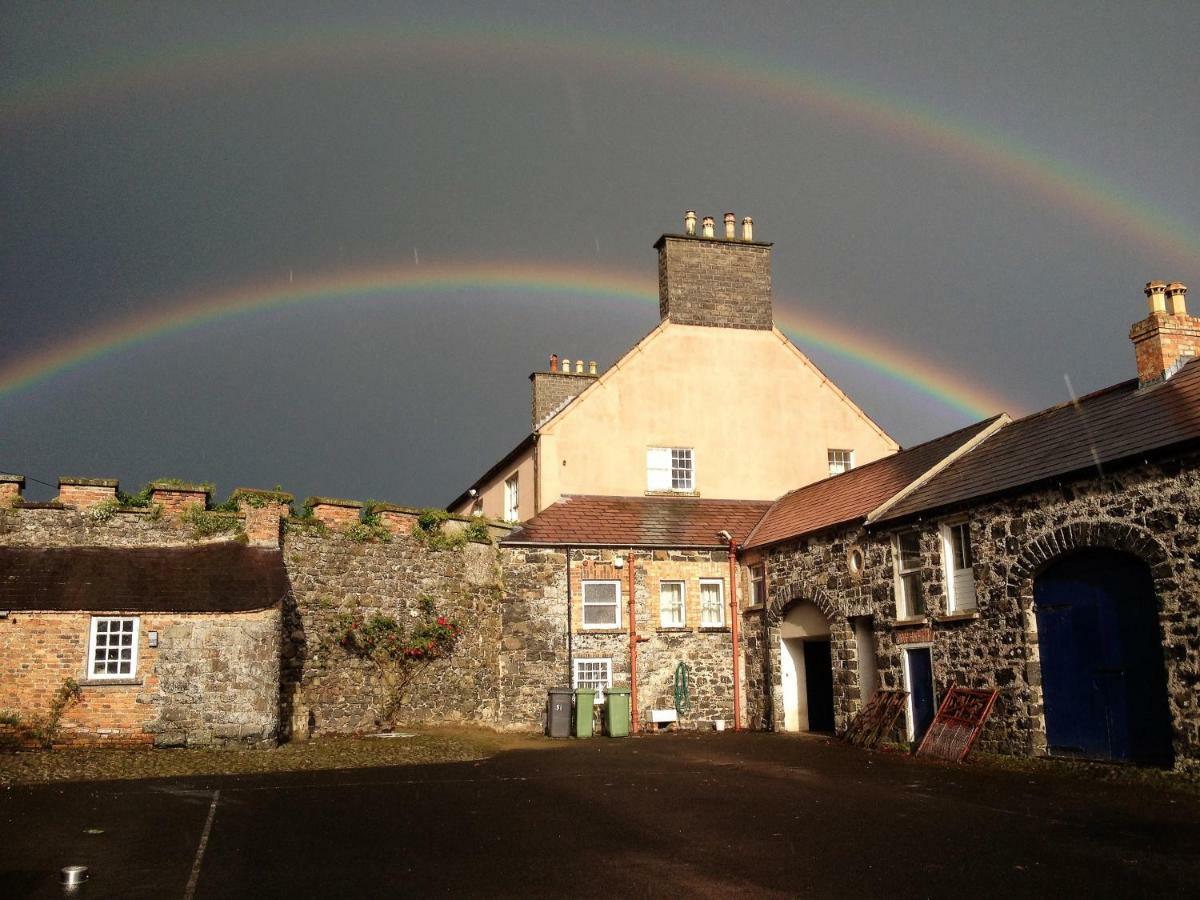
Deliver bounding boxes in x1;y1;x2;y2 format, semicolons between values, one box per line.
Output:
779;601;834;732
1034;549;1173;765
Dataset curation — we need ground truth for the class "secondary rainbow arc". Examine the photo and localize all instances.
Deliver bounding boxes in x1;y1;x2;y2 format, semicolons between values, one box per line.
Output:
0;263;1016;419
3;24;1196;264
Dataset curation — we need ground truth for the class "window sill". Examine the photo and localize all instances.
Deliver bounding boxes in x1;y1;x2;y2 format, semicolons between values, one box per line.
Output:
577;628;626;636
698;626;731;633
644;489;700;498
893;616;930;628
933;610;979;623
656;626;692;634
79;678;142;687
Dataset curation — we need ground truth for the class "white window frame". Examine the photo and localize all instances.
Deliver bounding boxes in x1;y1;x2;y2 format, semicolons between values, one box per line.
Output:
87;616;140;680
647;446;694;492
581;580;622;629
893;530;925;618
699;578;726;628
828;448;855;476
503;473;519;522
940;520;977;612
659;580;686;628
573;657;613;703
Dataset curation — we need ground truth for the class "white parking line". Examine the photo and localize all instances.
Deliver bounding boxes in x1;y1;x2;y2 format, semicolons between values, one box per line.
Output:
183;789;220;900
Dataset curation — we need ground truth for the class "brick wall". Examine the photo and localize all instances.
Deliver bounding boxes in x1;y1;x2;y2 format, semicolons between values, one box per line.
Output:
57;480;118;510
656;234;773;330
0;607;280;747
1130;312;1200;384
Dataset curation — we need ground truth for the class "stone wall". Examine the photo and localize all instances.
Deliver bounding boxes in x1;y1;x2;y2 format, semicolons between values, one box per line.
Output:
530;371;597;427
656;234;773;330
498;546;739;730
750;450;1200;771
280;524;503;735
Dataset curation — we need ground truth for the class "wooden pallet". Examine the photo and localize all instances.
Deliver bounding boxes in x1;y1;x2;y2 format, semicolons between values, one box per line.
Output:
843;689;909;749
916;687;999;762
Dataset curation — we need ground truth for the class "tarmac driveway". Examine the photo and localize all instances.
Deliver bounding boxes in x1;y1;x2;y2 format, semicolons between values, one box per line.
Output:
2;732;1198;898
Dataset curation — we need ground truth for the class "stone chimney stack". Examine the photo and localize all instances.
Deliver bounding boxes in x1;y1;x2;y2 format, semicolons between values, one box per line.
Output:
655;210;773;330
1130;279;1199;386
530;354;600;427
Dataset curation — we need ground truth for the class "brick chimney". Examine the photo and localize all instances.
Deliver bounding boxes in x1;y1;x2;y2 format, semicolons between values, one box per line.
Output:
530;354;598;428
655;210;773;330
1130;280;1199;386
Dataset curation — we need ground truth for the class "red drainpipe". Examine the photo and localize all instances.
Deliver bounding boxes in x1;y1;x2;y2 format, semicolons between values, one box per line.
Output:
628;551;640;734
729;538;742;731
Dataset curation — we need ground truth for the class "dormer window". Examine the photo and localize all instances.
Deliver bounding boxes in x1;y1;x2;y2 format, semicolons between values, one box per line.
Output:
647;447;694;492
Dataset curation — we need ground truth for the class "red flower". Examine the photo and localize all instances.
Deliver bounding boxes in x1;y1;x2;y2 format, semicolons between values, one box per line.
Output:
437;616;447;626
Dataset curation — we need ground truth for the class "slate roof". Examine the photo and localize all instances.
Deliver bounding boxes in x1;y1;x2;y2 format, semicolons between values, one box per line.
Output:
877;358;1200;523
501;495;773;547
0;543;289;613
742;416;1004;550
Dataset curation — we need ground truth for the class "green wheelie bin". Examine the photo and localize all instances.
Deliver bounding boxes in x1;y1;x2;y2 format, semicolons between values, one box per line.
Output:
604;685;631;737
574;688;596;738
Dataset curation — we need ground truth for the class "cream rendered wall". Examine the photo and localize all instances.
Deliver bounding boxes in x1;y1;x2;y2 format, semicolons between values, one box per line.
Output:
536;323;896;506
455;448;536;522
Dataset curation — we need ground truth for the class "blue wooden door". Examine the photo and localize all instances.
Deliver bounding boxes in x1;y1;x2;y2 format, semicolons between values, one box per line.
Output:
1035;550;1172;765
906;648;935;743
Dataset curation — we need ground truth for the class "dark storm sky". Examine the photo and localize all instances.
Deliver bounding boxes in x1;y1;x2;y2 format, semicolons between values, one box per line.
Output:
2;2;1197;506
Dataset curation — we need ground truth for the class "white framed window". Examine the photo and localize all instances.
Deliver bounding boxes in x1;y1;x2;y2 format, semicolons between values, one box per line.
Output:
941;521;977;612
503;473;519;522
581;580;621;629
749;563;766;607
699;579;725;627
647;447;694;492
659;581;685;627
828;449;854;476
87;616;139;680
573;657;613;703
893;530;925;618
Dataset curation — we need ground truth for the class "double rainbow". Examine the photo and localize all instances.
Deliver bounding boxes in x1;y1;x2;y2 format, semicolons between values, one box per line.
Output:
0;263;1015;418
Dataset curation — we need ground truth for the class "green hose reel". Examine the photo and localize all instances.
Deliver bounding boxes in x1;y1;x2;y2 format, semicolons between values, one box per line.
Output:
673;661;691;715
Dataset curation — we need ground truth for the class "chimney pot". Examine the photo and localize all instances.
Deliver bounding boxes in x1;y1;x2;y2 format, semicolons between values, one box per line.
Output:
684;211;697;236
549;353;558;373
575;359;584;374
724;212;736;239
1167;281;1189;316
561;358;570;374
588;360;597;375
742;216;754;241
1145;280;1168;314
701;216;715;238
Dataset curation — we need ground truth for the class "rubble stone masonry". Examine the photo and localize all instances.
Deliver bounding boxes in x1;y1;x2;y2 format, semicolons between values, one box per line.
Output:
748;449;1200;772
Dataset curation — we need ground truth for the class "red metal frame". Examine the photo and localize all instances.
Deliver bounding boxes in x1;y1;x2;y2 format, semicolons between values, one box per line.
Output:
916;686;999;762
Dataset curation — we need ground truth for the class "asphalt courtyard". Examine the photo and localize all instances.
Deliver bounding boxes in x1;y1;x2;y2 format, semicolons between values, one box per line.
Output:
3;732;1198;899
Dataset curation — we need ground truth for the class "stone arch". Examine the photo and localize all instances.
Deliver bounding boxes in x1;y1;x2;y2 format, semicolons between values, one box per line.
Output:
764;580;858;734
1010;519;1175;760
1010;519;1171;585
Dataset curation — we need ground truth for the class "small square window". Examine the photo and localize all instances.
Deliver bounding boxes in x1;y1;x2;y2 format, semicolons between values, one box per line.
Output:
700;579;725;627
659;581;685;628
828;449;854;476
581;580;621;629
573;657;612;702
88;616;139;679
647;447;694;492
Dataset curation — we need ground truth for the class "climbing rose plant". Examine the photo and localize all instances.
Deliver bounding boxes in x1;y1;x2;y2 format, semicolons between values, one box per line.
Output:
332;610;462;728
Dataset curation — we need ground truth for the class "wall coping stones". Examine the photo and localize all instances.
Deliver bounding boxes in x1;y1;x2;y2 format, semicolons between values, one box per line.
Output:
365;501;421;514
59;476;118;488
304;496;363;509
149;480;215;495
232;487;295;504
0;474;23;485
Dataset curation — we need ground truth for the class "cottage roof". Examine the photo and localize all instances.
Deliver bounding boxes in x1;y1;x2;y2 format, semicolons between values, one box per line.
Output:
501;494;773;548
0;543;289;613
742;416;1004;549
877;358;1200;523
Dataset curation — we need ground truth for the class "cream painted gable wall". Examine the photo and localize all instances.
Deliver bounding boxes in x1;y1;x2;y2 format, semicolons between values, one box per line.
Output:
536;322;897;506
